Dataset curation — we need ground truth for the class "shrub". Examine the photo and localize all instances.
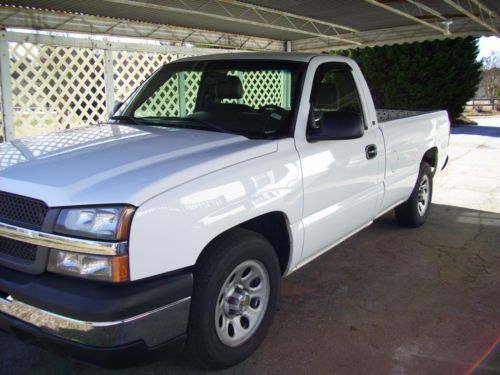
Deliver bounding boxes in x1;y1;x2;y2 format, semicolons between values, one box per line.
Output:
335;37;482;122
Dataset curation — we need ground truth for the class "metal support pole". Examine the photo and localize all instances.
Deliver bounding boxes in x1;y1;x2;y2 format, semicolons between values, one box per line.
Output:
282;72;291;109
283;42;292;108
103;49;115;118
177;72;186;116
236;71;245;105
0;40;15;141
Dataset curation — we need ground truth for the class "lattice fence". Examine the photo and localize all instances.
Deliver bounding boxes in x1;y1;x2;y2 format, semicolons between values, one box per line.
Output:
222;71;288;109
242;71;288;108
9;43;107;138
113;51;178;103
0;39;289;141
2;44;184;138
134;71;203;117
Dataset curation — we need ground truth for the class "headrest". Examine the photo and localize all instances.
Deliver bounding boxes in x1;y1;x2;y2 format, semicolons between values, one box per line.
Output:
214;75;244;99
313;83;338;107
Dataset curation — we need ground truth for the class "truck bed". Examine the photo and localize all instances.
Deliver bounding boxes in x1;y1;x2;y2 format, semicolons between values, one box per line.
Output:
376;109;433;123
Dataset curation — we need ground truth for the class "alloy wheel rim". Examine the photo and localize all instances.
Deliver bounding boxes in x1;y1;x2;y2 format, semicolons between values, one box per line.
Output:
215;259;270;347
417;174;430;216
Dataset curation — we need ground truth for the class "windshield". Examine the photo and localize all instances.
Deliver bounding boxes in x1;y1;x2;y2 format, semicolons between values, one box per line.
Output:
113;59;305;138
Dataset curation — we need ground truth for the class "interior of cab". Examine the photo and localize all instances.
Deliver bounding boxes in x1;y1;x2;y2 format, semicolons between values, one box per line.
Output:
118;60;305;138
308;63;366;137
188;72;292;136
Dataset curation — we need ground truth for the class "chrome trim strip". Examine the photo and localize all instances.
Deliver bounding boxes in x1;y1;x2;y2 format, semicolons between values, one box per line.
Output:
0;295;191;347
0;221;127;256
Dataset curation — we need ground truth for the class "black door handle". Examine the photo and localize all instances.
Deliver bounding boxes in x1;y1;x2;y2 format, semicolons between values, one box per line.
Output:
365;144;377;159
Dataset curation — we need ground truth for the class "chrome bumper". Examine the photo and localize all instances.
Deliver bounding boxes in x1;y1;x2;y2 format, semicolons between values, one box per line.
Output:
0;294;191;347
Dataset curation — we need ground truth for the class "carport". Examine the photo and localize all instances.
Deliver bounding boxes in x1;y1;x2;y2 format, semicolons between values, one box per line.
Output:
1;0;499;50
0;1;499;374
0;0;499;141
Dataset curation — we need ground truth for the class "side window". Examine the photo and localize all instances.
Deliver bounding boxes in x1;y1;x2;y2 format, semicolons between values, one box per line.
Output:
309;63;365;131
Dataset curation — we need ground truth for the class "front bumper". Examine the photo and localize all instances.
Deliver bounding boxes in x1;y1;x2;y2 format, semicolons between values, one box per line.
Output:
0;310;187;368
0;266;193;367
0;294;190;348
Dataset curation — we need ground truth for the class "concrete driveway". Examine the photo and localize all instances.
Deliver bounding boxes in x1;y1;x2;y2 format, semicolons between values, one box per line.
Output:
1;117;499;375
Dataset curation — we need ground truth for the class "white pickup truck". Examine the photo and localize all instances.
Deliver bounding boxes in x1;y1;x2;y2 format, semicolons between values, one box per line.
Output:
0;53;449;369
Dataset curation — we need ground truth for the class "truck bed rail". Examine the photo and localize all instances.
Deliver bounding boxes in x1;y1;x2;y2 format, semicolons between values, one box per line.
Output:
376;109;431;123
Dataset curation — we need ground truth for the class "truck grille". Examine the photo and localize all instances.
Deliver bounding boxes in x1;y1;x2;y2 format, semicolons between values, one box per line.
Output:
0;191;48;230
0;191;48;267
0;237;37;263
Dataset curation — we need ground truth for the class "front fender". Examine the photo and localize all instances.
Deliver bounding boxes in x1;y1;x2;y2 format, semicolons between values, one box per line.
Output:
128;139;303;280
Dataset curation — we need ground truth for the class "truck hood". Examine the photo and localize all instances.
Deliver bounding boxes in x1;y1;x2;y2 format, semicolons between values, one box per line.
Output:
0;124;277;207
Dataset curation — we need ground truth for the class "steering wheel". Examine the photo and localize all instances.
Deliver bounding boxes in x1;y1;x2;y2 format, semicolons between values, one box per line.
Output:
257;104;287;116
257;105;288;135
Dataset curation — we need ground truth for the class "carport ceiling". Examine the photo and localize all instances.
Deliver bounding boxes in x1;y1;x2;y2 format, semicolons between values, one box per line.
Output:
0;0;499;51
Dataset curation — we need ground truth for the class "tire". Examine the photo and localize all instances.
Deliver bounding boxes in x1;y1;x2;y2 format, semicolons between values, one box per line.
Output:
395;162;433;228
186;228;281;369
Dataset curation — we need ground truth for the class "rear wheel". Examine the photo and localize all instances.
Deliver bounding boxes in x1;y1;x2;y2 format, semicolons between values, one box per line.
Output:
395;162;433;227
186;228;280;369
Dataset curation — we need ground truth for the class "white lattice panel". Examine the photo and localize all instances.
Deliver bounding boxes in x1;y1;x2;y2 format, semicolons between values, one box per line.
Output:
1;42;288;141
135;74;180;117
222;71;286;109
135;71;202;117
113;51;178;102
9;43;107;137
242;71;285;108
183;72;203;114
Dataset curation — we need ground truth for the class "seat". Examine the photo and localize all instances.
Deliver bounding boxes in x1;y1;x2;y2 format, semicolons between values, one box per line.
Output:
208;75;253;113
312;82;339;110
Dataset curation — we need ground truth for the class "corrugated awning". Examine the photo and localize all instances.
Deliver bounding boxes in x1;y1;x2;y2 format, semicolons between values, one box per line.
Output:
0;0;498;51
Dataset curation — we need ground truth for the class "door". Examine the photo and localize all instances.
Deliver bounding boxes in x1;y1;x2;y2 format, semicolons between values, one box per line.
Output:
296;62;381;263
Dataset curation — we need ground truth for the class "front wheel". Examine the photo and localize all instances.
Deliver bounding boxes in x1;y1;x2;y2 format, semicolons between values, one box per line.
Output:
186;228;280;369
395;162;433;227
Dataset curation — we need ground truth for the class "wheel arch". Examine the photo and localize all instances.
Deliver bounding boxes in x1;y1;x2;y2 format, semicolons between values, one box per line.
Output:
422;147;438;170
195;211;292;276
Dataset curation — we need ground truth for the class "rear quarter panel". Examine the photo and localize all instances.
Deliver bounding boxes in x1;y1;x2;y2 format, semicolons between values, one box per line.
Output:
378;110;449;214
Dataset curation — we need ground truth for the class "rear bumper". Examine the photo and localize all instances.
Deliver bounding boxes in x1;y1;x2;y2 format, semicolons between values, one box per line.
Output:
442;155;449;170
0;266;193;367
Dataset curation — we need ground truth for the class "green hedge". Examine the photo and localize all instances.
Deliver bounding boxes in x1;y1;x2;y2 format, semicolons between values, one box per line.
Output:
335;37;482;121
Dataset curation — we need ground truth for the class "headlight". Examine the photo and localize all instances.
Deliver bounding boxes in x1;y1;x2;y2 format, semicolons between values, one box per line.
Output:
47;250;129;282
55;206;135;240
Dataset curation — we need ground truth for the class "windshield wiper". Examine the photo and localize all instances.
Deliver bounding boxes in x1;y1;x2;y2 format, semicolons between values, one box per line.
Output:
131;116;257;138
141;116;230;134
109;115;143;125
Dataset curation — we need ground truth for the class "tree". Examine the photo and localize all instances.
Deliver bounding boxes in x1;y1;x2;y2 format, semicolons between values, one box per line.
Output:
479;52;500;98
334;37;482;121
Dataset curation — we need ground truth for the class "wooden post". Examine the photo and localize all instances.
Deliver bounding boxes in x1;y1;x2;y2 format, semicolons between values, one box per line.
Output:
0;40;15;141
104;49;115;118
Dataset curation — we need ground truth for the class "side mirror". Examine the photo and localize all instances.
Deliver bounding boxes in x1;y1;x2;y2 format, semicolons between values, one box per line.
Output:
307;110;364;142
110;101;124;117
